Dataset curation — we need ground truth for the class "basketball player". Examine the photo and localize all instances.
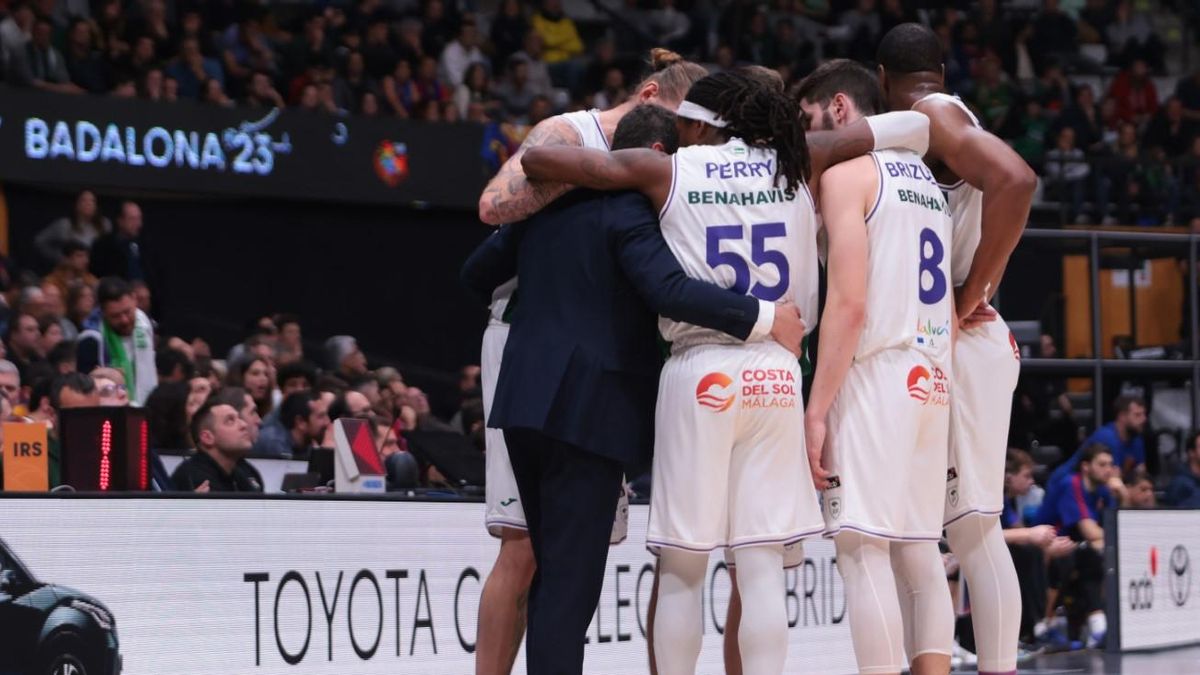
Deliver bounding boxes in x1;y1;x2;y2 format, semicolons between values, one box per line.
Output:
877;24;1038;675
472;48;709;675
797;59;953;675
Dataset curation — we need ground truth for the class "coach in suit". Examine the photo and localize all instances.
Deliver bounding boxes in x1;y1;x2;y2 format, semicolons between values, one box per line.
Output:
461;104;805;674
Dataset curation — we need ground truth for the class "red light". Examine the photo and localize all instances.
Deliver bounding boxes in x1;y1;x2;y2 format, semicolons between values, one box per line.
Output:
139;420;149;490
99;420;112;491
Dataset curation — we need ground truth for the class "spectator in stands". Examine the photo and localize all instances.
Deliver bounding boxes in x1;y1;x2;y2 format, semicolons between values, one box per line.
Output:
1106;1;1165;73
1096;122;1149;224
1011;98;1052;168
146;381;192;449
1055;85;1107;155
971;55;1014;133
374;414;402;461
201;77;234;107
77;277;157;405
361;14;398;80
1177;69;1200;122
242;70;285;109
233;355;273;418
186;375;213;422
324;335;367;384
211;386;262;447
414;54;449;105
439;17;486;89
6;313;44;375
254;390;329;459
420;0;456;59
44;242;98;303
34;190;109;270
1144;97;1197;159
0;3;34;64
333;51;373;113
47;341;76;376
36;315;63;360
155;348;193;384
91;366;129;406
171;399;262;492
90;200;146;282
63;17;108;93
0;359;20;405
284;12;333;82
328;389;373;422
490;0;528;72
1046;444;1114;647
531;0;583;89
591;65;627;112
167;36;224;100
1164;431;1200;507
51;371;99;410
12;16;84;95
1001;449;1076;642
381;57;419;117
1044;126;1092;224
454;62;496;119
1083;395;1147;474
1030;0;1079;74
221;11;275;96
1120;467;1156;508
277;361;317;397
27;376;55;428
1107;58;1159;127
495;54;543;123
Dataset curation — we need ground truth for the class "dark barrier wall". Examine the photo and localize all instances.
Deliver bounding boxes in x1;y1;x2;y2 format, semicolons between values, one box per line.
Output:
5;184;494;375
0;86;487;209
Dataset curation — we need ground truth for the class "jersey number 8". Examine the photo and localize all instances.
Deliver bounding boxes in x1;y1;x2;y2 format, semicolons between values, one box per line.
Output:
918;227;948;305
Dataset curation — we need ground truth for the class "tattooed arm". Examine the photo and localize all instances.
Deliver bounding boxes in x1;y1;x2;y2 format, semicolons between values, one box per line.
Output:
521;147;673;213
477;116;582;226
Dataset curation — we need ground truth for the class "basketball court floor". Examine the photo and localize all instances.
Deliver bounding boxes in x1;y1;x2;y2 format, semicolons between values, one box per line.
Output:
962;644;1200;674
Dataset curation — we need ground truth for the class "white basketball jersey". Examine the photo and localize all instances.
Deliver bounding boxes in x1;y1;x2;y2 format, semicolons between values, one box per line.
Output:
856;149;953;362
658;138;819;350
489;110;611;323
915;92;983;287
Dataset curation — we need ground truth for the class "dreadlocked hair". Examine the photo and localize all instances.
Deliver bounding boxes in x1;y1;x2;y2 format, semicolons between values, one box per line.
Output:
684;68;810;192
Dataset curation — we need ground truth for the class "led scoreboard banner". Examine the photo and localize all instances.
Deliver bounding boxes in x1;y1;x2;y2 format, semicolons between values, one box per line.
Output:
0;86;487;209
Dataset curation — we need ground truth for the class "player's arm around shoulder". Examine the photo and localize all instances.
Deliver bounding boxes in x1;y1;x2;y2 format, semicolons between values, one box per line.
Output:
522;147;673;210
477;115;581;226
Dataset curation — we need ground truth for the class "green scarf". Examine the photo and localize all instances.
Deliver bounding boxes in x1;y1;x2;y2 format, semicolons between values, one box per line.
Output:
102;322;135;391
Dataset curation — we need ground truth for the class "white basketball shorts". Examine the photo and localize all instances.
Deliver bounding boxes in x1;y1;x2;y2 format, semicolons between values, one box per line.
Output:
944;312;1020;526
648;342;824;557
822;347;951;541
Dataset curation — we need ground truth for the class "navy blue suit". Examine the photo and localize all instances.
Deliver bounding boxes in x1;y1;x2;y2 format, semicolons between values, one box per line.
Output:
462;189;761;674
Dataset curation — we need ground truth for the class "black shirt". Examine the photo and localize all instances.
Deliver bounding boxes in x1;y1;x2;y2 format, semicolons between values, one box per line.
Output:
170;451;264;492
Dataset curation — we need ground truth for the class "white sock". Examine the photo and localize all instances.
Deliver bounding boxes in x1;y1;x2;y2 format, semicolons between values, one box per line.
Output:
890;540;955;662
946;515;1021;673
1088;612;1107;638
731;546;789;675
834;531;906;674
653;549;708;675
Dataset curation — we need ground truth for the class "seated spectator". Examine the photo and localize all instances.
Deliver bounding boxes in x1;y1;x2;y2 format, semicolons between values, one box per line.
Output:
324;335;368;384
277;361;317;398
47;341;77;376
90;366;129;406
77;277;157;405
12;16;85;94
373;413;402;462
0;2;34;66
7;313;45;376
495;54;545;123
166;36;224;100
490;0;528;70
1001;450;1076;643
284;11;333;82
1177;69;1200;123
155;347;194;384
46;371;100;484
1107;58;1159;127
241;70;285;109
231;356;273;418
1106;0;1164;72
201;77;235;107
1044;126;1092;223
1055;85;1106;154
210;386;262;447
971;55;1014;133
145;381;192;449
170;399;262;492
333;50;374;114
530;0;582;88
34;190;109;270
1010;98;1051;168
36;315;64;360
361;14;398;81
1029;0;1079;74
0;359;19;406
1164;431;1200;507
1143;97;1197;159
1083;395;1147;474
592;66;627;112
439;17;486;89
254;391;329;459
329;389;374;422
1046;444;1114;647
44;241;98;302
414;55;449;105
90;200;146;282
1120;467;1156;508
186;375;213;422
349;374;383;411
381;58;420;117
454;62;496;119
221;12;276;95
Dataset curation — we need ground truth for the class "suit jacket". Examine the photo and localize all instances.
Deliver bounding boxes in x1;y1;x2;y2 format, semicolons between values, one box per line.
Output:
462;189;765;468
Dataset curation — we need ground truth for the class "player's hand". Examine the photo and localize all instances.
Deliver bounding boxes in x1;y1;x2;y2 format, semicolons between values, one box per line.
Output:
770;301;805;357
954;285;991;329
804;413;832;491
1027;524;1057;548
960;303;999;331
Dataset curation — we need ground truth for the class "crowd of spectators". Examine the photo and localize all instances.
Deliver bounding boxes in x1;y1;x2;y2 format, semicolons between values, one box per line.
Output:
2;0;1197;222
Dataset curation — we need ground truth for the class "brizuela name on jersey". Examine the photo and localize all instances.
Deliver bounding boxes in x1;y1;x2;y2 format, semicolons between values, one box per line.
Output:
882;159;949;214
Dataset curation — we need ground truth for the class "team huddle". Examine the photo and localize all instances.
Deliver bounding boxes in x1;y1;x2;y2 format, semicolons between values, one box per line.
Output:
467;21;1036;675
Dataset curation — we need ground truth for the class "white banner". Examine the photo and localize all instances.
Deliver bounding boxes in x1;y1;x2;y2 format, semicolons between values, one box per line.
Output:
0;497;855;674
1115;509;1200;651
